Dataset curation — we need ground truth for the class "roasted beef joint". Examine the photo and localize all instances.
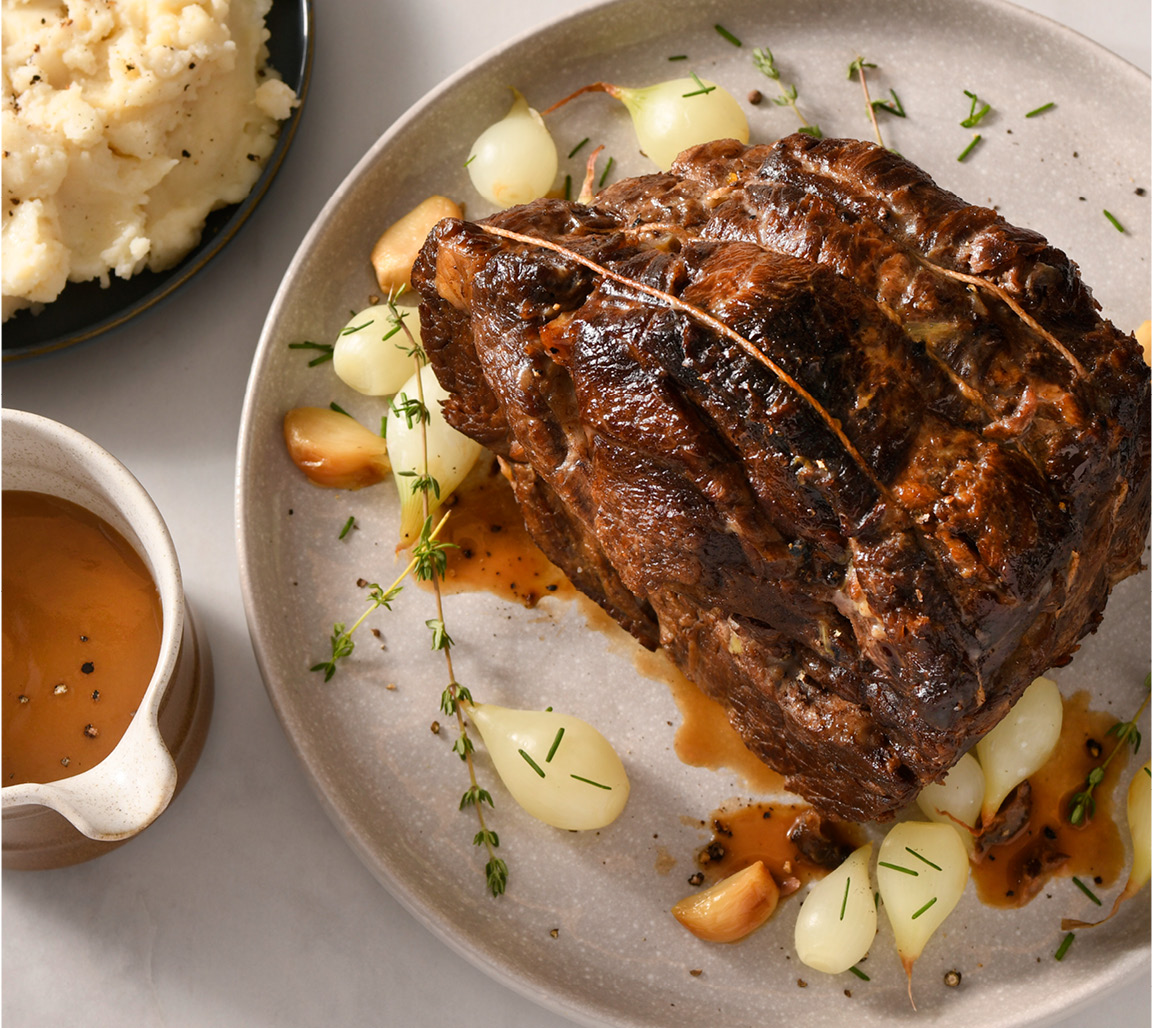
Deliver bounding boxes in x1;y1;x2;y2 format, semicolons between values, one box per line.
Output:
413;134;1150;822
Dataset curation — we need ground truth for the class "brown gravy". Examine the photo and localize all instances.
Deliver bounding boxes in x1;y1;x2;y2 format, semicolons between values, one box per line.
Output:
971;690;1128;908
2;490;162;785
432;458;571;607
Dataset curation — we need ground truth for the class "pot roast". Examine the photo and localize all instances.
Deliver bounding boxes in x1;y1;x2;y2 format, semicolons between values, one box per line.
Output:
412;134;1150;822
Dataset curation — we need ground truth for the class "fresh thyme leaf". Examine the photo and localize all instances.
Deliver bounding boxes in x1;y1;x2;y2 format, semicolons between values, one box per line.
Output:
329;401;350;417
463;153;476;167
453;734;475;760
340;320;371;335
567;137;590;158
667;54;688;61
846;56;876;78
848;966;870;981
474;828;499;848
1025;101;1055;118
391;392;429;429
752;45;820;138
847;56;886;148
1068;677;1150;824
338;516;356;540
1054;931;1075;961
485;857;509;897
425;617;454;651
1103;209;1125;233
840;876;851;920
460;784;494;810
563;173;572;202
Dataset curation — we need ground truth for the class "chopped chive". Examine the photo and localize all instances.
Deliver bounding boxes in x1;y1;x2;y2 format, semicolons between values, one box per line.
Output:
840;876;851;920
288;340;334;366
329;401;350;417
682;72;716;98
879;861;918;876
1025;101;1055;118
905;846;943;871
546;726;565;762
519;749;546;778
598;156;614;188
1054;931;1076;961
872;88;906;118
667;54;688;61
338;516;356;540
714;23;742;46
567;137;590;159
911;896;938;920
848;965;871;981
1103;209;1125;232
570;773;611;790
957;134;982;162
960;89;991;128
1072;876;1103;906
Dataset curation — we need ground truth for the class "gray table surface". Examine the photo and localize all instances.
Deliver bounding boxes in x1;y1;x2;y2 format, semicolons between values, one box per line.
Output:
4;1;1150;1025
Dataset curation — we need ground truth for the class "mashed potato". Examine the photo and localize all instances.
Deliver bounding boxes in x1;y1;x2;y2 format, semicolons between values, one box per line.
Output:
1;0;298;320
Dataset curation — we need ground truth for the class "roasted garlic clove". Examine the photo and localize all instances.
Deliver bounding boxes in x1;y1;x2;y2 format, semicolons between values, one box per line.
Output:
371;195;462;293
283;406;390;489
672;860;780;943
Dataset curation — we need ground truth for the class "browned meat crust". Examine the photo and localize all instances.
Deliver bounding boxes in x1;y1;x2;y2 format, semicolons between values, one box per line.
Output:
413;135;1150;821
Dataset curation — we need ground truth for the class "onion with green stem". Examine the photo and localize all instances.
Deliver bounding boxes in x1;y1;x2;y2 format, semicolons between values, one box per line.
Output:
543;74;749;172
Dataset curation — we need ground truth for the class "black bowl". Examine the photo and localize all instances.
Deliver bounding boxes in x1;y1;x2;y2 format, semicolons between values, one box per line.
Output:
2;0;314;361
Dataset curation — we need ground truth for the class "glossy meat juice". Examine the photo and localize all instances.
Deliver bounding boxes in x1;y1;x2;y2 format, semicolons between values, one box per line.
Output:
2;491;162;785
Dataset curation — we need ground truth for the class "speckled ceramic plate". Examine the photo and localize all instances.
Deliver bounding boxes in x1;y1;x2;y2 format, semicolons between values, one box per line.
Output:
2;0;314;361
237;1;1151;1025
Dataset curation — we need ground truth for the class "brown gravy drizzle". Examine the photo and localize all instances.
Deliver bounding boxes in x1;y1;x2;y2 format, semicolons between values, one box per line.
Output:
970;690;1128;909
426;457;571;607
437;464;1131;909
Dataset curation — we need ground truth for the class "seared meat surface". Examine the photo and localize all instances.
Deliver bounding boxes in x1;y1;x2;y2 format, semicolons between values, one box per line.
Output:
413;135;1149;821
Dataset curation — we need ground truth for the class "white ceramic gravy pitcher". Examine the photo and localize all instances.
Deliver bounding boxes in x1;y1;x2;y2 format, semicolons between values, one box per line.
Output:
2;409;209;867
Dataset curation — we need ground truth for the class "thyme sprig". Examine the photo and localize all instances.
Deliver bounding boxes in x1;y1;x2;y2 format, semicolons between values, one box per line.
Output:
752;46;821;138
847;56;886;148
309;553;434;681
1068;673;1150;826
399;307;507;897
